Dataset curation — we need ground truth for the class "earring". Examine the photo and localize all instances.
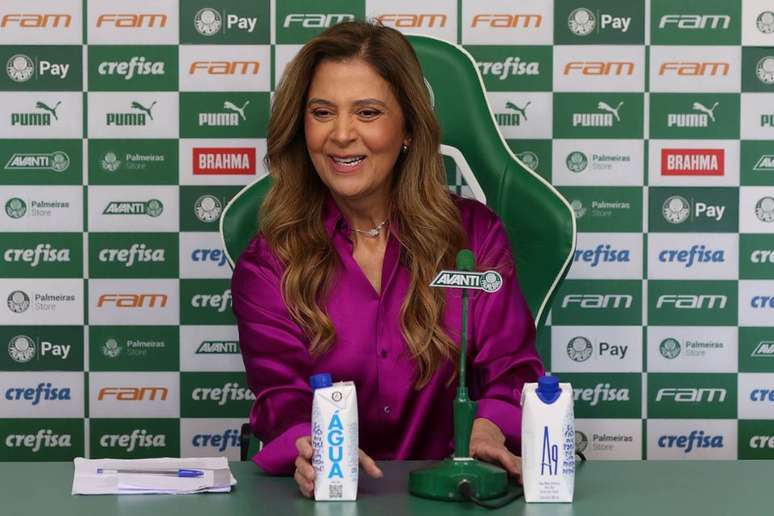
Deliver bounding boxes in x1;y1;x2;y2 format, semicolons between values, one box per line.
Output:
401;144;408;153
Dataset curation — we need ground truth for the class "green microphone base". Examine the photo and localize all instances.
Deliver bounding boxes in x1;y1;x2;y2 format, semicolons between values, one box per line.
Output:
408;458;508;501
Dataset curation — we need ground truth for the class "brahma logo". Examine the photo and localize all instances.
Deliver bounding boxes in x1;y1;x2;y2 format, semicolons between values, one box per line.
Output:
188;61;260;76
5;54;71;82
751;296;774;309
191;382;255;405
563;61;634;76
658;62;729;76
470;14;542;28
573;383;630;407
658;245;725;268
282;14;354;28
197;101;250;127
667;101;719;128
191;248;228;267
4;382;71;405
655;388;727;402
0;14;72;28
661;149;724;176
95;14;167;28
196;340;239;354
658;15;730;30
106;100;157;126
753;155;774;171
658;431;723;453
97;387;168;401
4;151;69;172
561;294;632;309
572;101;623;127
656;295;727;309
192;429;240;452
99;429;166;452
98;244;165;268
10;100;61;126
102;199;163;217
5;429;71;453
573;244;630;267
4;244;70;268
191;289;231;312
476;57;540;80
193;148;255;175
96;293;168;308
375;14;447;28
97;57;165;80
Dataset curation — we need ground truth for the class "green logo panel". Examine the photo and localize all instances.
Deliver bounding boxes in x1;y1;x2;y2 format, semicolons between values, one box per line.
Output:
739;420;774;459
180;186;242;232
181;279;235;325
741;141;774;186
648;280;737;326
180;92;269;138
558;187;643;232
90;419;180;459
554;93;643;139
180;0;270;44
88;233;178;278
507;139;552;181
465;46;552;92
648;187;739;233
88;46;178;91
555;0;645;44
0;233;82;278
743;47;774;92
739;328;774;373
0;46;82;91
88;326;179;372
740;234;774;280
0;139;82;185
551;280;642;325
558;373;642;418
88;139;178;185
649;93;740;139
648;373;737;419
0;419;83;460
0;326;83;371
276;0;363;44
181;372;254;417
651;0;741;45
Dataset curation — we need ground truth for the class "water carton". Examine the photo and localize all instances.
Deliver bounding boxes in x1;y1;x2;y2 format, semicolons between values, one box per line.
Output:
521;375;575;503
310;373;359;501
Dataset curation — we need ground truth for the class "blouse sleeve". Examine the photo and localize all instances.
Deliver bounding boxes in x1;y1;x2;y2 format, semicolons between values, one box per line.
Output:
231;238;313;475
468;210;545;453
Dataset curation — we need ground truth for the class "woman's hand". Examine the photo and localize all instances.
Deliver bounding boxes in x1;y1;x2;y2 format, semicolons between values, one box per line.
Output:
293;436;384;498
469;418;522;481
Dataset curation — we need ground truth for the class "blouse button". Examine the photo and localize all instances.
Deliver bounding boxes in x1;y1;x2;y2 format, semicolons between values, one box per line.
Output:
380;349;388;358
383;405;391;414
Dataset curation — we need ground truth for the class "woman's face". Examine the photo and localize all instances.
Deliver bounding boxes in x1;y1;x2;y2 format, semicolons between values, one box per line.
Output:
304;58;408;205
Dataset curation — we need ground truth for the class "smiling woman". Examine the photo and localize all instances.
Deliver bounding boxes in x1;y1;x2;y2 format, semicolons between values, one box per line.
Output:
231;20;542;498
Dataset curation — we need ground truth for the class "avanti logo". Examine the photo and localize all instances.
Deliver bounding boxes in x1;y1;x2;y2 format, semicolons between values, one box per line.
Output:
755;197;774;222
4;151;69;172
192;429;239;452
658;245;725;268
0;14;71;28
655;388;727;402
4;243;70;267
494;100;530;127
753;155;774;171
567;8;631;36
97;386;168;401
375;13;447;28
470;14;542;28
656;294;727;309
191;289;232;312
4;382;70;404
194;195;222;223
196;340;239;354
561;294;632;309
476;57;540;80
192;248;228;267
97;56;165;81
192;382;255;405
106;100;157;126
102;199;163;216
6;54;70;82
194;8;257;35
197;101;250;127
657;431;723;453
572;101;623;127
11;100;61;126
282;14;354;28
667;101;719;128
189;60;260;76
99;429;166;452
563;61;634;76
658;15;730;30
752;341;774;357
658;61;729;77
5;429;71;453
573;244;630;267
193;148;255;175
98;243;165;268
96;293;168;308
573;383;629;406
96;14;167;28
661;149;723;176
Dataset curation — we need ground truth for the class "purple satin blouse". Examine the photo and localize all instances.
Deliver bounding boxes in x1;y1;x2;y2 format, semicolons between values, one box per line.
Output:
231;194;544;475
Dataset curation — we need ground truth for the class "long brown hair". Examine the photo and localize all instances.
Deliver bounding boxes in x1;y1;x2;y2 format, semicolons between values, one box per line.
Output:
260;20;467;388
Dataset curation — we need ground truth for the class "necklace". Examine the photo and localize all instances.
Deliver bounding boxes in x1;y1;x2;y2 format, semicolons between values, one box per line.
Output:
352;219;389;238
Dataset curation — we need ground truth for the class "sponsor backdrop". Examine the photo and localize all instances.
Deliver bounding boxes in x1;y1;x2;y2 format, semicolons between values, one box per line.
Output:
1;0;773;462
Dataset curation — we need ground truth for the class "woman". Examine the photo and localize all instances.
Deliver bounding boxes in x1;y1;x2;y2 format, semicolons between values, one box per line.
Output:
231;20;543;498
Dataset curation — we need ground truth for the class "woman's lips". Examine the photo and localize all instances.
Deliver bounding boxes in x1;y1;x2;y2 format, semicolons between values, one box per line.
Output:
329;155;366;173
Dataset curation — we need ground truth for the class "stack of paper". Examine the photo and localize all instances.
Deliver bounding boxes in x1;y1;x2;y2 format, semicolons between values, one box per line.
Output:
72;456;237;495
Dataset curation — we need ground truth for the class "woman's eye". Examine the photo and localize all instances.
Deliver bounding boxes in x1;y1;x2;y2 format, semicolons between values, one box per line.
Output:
311;109;333;118
358;109;381;118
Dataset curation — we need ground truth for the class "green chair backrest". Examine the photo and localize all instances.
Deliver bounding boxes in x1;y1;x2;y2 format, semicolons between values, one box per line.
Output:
220;34;576;327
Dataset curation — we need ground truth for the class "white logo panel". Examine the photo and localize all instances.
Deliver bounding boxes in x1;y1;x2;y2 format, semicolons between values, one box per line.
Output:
486;92;552;139
739;280;774;327
648;233;738;280
740;186;774;233
87;92;178;139
741;93;774;140
88;185;178;232
274;45;302;87
0;92;82;138
180;325;243;371
551;326;642;373
647;419;736;460
89;372;180;418
648;140;739;187
738;373;774;419
568;233;642;280
0;186;83;232
554;45;645;92
179;138;267;185
366;0;457;41
0;279;83;325
87;0;178;44
575;419;642;460
742;0;774;46
649;46;740;93
180;418;244;461
553;139;644;186
647;326;738;373
0;0;82;44
180;233;232;279
0;372;84;418
179;45;270;92
461;0;552;45
89;279;179;326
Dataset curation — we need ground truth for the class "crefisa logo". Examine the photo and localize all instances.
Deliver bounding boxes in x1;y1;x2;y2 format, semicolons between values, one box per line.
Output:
5;382;71;405
658;245;725;268
5;429;71;453
658;431;723;453
192;429;240;452
574;244;630;267
99;429;166;452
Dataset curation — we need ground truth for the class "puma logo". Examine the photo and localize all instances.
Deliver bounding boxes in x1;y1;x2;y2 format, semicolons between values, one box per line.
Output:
34;101;61;120
131;100;157;120
597;101;623;121
223;100;250;121
691;101;719;123
505;100;531;120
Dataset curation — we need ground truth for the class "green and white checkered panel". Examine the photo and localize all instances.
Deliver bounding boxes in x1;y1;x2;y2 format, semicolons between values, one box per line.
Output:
1;0;773;461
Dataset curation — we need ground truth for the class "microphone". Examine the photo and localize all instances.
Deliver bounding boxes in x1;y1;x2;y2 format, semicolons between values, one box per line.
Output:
454;249;475;457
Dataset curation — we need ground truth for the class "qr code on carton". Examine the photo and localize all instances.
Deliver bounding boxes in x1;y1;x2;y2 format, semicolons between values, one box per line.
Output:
329;484;343;499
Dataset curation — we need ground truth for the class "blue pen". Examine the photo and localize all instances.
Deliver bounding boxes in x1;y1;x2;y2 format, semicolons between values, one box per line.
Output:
96;468;204;478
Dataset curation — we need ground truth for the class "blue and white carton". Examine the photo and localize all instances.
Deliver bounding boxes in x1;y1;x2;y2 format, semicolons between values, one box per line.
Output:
310;373;359;501
520;375;575;503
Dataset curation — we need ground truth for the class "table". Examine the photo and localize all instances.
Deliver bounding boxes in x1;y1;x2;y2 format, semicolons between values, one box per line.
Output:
0;460;768;516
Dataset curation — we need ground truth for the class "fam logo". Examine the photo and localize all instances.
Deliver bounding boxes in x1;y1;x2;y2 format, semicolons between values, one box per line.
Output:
4;382;71;405
0;14;72;28
661;195;725;224
193;8;257;36
192;248;228;267
191;289;232;313
96;13;167;28
667;101;719;128
194;195;222;223
561;293;632;309
98;243;165;268
658;61;729;77
567;8;631;36
573;383;629;407
5;429;71;453
661;149;723;176
4;151;69;172
566;337;628;362
752;341;774;357
102;199;163;217
97;386;168;401
658;245;725;268
6;54;71;82
97;56;165;81
572;101;623;128
196;340;239;354
375;13;447;28
97;293;168;308
657;430;723;453
282;14;354;28
189;60;260;76
563;61;634;76
470;14;542;28
192;429;240;452
193;148;256;175
573;244;630;267
494;100;530;127
655;294;727;310
99;429;166;452
7;335;71;363
3;243;70;268
192;382;255;405
753;155;774;171
106;100;157;127
758;12;774;34
755;197;774;222
657;15;730;30
655;387;727;403
476;57;540;81
10;100;61;127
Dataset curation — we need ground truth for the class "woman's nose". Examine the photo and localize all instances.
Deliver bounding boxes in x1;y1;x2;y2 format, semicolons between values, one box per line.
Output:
331;115;356;144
